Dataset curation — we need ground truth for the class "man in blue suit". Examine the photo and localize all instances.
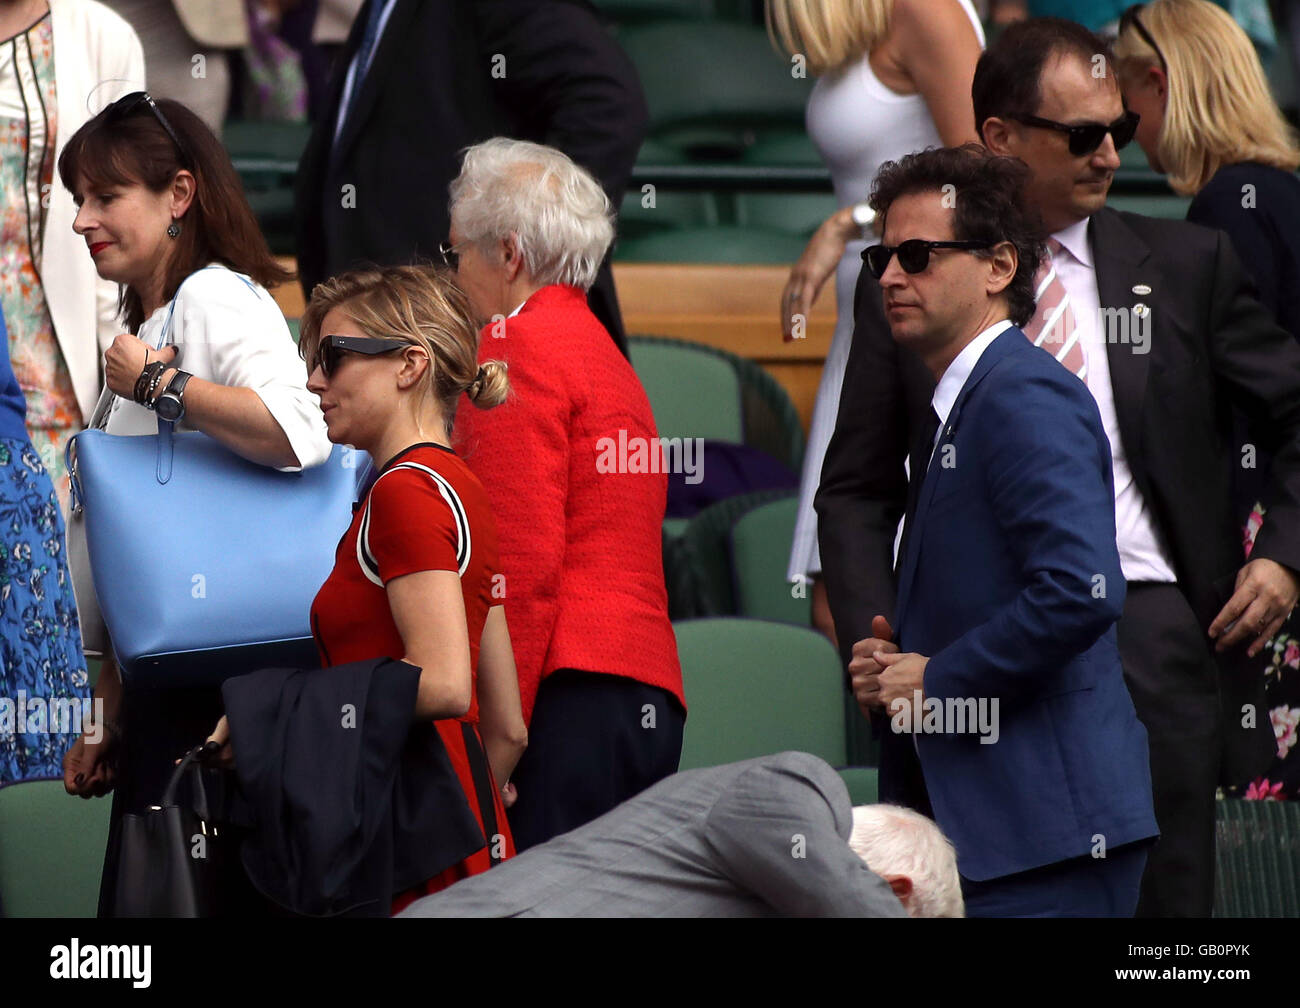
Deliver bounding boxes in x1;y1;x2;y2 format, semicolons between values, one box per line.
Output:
852;145;1158;917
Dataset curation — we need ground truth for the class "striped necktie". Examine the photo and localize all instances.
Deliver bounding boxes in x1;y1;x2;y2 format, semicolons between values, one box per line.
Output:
1022;238;1087;381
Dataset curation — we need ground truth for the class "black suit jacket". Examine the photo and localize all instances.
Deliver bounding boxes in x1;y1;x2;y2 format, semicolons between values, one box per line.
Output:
223;658;486;917
816;207;1300;781
1187;162;1300;343
294;0;646;353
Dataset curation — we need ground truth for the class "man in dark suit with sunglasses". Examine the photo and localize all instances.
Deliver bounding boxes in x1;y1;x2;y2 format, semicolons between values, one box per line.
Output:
817;16;1300;917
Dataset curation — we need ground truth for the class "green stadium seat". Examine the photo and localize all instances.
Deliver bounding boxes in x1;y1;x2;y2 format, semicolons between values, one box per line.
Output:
0;779;110;917
616;224;809;263
618;21;812;156
727;488;879;766
633;336;806;621
837;766;879;806
1214;797;1300;917
663;516;690;540
619;188;722;239
739;129;824;167
629;334;804;471
674;617;847;769
223;119;312;180
224;120;312;257
732;190;838;238
665;488;791;619
845;703;879;770
629;336;744;444
634;136;694;166
729;494;811;626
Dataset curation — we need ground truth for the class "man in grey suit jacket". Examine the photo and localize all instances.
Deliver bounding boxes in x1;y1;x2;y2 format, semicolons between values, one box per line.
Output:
398;752;961;918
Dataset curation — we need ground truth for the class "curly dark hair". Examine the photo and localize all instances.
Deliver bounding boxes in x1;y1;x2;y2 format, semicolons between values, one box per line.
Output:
973;18;1115;140
868;144;1045;327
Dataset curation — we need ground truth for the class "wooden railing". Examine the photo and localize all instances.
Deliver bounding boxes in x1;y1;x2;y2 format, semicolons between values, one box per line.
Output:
270;259;837;434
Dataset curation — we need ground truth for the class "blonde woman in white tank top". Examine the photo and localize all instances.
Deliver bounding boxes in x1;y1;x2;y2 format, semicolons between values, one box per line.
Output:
766;0;984;645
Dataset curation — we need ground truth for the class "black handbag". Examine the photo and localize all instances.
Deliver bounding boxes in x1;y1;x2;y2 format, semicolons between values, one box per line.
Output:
113;745;225;917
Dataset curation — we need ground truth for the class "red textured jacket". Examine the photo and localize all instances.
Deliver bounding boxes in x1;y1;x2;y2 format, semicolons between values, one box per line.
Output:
454;285;685;723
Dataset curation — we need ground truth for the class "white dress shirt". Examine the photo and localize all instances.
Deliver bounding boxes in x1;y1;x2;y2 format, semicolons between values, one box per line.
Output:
930;319;1015;462
891;320;1013;567
1052;220;1177;583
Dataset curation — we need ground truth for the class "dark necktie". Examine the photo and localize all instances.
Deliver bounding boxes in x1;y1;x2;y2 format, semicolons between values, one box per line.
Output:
341;0;389;124
897;405;942;571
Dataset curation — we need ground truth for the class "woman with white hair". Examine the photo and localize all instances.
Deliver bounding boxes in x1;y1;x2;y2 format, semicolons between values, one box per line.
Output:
447;137;686;851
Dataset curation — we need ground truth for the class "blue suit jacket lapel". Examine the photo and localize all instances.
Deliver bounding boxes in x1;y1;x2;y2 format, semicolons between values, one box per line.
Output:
895;329;1026;623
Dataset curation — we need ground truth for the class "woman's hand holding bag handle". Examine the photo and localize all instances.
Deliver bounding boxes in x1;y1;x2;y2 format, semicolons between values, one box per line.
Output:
111;743;226;917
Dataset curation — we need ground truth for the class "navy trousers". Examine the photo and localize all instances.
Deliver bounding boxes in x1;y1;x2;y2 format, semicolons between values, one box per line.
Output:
961;840;1151;918
507;669;685;851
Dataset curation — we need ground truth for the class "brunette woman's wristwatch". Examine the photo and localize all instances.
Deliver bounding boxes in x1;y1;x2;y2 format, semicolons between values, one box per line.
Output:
154;370;192;423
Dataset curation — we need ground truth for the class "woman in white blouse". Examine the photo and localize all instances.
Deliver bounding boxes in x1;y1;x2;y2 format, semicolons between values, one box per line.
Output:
57;93;329;913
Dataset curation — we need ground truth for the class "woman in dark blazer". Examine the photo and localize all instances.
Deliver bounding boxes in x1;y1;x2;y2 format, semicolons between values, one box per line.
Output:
1116;0;1300;804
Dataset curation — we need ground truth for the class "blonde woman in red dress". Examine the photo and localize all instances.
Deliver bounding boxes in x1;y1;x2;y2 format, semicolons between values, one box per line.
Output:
280;265;526;911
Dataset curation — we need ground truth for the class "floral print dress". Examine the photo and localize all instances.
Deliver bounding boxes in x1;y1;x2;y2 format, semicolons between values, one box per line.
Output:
0;11;88;784
0;12;83;516
0;314;87;784
1232;506;1300;800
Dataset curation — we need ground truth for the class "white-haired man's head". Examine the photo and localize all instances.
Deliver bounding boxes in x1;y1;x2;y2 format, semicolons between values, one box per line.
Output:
848;804;965;917
448;137;614;294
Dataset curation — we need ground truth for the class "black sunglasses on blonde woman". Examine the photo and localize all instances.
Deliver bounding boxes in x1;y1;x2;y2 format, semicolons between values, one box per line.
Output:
311;334;410;377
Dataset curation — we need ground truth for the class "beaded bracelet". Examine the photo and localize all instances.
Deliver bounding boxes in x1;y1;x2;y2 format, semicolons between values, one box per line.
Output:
143;367;169;410
133;361;166;405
